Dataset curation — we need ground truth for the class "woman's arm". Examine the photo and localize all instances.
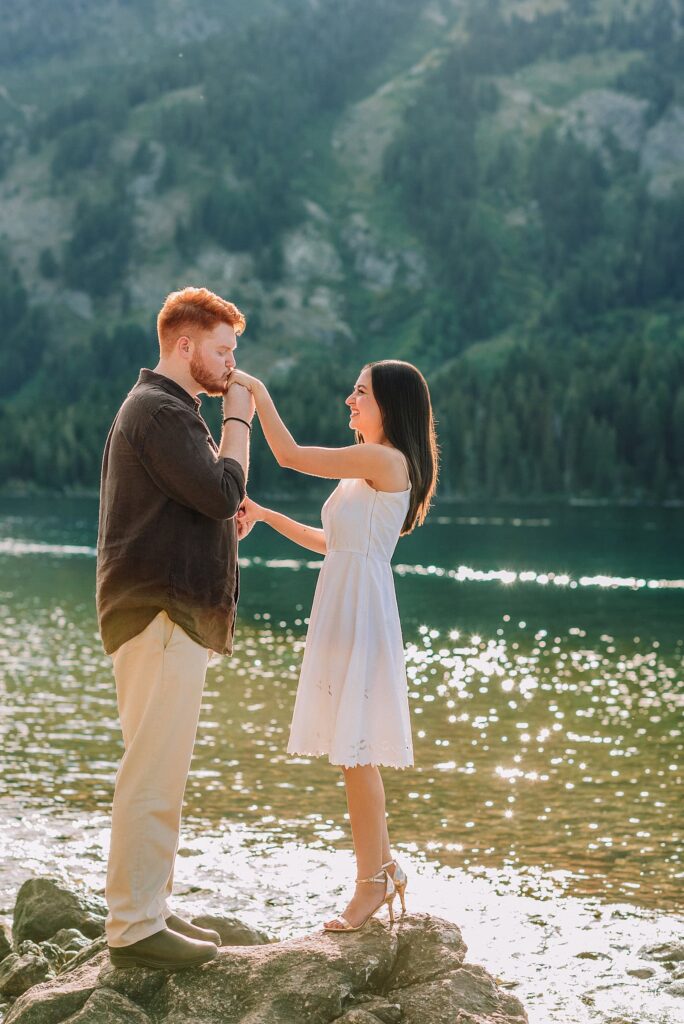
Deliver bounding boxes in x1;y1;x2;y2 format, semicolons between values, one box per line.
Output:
239;496;327;555
262;509;327;555
228;371;395;483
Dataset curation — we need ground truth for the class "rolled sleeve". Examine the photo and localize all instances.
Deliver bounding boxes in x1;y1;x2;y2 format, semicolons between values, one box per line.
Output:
136;404;246;519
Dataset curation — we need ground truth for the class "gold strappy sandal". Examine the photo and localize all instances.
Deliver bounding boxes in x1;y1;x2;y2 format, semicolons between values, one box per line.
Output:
382;858;408;915
323;867;396;932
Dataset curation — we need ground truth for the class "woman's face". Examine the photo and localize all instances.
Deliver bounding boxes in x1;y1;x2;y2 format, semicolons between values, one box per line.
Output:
345;367;384;440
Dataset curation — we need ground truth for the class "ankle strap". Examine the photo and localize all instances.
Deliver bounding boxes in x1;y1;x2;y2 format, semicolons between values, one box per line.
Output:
356;869;389;884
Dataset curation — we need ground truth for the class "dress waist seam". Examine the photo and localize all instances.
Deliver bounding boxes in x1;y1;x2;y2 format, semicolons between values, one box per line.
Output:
326;548;390;564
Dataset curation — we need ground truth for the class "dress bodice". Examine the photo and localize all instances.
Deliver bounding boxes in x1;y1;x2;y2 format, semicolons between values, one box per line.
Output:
321;475;411;563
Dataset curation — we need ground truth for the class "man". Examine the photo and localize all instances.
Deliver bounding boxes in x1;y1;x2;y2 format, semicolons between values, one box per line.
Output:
96;286;255;969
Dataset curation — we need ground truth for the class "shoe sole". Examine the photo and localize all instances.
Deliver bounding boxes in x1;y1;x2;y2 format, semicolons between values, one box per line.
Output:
108;949;217;971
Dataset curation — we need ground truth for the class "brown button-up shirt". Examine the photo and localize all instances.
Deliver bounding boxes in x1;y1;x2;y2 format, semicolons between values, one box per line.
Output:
96;369;246;656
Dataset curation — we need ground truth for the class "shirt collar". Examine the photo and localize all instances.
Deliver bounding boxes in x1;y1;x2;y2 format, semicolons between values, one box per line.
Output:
137;369;202;412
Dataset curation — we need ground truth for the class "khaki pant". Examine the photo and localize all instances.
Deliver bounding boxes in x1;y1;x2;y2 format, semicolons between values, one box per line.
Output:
105;611;209;947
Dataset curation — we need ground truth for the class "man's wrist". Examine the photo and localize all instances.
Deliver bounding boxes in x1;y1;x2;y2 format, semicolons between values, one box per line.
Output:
223;382;250;404
222;415;252;432
222;399;254;420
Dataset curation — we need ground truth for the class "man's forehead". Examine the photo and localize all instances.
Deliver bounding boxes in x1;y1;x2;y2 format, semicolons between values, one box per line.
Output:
210;323;237;346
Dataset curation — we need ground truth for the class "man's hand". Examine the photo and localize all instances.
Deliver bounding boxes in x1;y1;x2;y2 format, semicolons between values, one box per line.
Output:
236;496;266;540
223;380;255;424
236;504;255;540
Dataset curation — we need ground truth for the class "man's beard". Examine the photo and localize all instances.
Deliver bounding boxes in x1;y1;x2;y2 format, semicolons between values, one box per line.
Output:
190;350;230;397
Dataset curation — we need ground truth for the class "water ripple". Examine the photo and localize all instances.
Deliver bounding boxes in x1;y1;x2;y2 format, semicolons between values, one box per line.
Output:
0;539;96;557
237;555;684;591
2;537;682;592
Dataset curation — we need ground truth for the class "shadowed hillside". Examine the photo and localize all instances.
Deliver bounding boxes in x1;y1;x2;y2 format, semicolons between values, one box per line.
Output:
0;0;682;500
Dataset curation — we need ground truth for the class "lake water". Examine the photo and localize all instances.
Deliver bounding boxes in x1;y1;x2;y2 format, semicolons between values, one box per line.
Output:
0;494;682;1023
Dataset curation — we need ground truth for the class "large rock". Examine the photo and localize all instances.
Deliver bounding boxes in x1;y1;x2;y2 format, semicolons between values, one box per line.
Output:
640;105;684;196
61;988;152;1023
29;941;76;976
50;930;92;954
561;88;648;158
638;939;684;964
0;922;12;962
4;913;527;1024
341;212;426;293
59;938;108;977
389;963;527;1024
13;880;106;946
283;222;343;284
190;914;271;947
560;90;684;197
0;952;52;998
4;953;101;1024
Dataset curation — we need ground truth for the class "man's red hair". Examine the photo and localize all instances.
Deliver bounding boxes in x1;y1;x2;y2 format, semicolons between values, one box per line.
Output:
157;287;246;355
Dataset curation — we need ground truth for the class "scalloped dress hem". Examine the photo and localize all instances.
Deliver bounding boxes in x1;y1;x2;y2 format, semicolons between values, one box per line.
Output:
287;747;414;770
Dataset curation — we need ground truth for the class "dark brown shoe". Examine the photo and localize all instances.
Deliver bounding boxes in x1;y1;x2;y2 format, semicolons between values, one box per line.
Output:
108;927;217;970
166;913;221;946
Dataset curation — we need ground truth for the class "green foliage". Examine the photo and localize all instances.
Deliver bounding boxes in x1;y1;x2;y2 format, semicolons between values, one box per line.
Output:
38;248;59;279
197;183;301;252
51;119;109;178
529;126;607;272
611;1;683;119
186;0;419;256
0;252;49;400
247;346;359;495
155;148;177;191
25;0;421;291
40;91;129;143
63;194;133;297
430;317;684;501
384;0;684;362
382;51;511;348
0;320;151;487
1;0;683;501
130;139;154;174
461;0;609;75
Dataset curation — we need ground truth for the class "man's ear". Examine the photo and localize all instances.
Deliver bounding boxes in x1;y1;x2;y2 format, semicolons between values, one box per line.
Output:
177;335;193;361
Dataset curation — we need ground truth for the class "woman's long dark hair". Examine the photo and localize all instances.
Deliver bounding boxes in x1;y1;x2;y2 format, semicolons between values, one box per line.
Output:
355;359;439;534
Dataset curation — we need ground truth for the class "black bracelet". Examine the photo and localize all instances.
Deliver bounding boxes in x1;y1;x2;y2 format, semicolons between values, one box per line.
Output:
223;415;252;433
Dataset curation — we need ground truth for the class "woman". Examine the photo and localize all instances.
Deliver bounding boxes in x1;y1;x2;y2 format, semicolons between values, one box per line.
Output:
231;360;438;931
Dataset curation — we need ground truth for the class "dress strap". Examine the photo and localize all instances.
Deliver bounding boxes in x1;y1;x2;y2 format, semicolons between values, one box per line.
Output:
398;451;411;490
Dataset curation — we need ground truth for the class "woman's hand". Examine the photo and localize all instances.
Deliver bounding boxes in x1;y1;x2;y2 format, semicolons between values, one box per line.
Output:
237;496;268;536
227;368;263;396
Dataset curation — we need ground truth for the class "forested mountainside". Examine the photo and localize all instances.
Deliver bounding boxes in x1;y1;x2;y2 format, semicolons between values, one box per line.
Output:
0;0;682;500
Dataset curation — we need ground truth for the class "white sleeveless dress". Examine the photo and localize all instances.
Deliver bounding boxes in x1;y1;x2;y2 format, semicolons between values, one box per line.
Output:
287;458;414;769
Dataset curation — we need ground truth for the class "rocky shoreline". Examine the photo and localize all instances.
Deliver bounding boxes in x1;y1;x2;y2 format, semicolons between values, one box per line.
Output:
0;877;532;1024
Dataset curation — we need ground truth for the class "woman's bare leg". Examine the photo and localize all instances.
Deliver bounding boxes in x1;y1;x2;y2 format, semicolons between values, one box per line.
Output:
325;764;393;929
381;813;392;870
